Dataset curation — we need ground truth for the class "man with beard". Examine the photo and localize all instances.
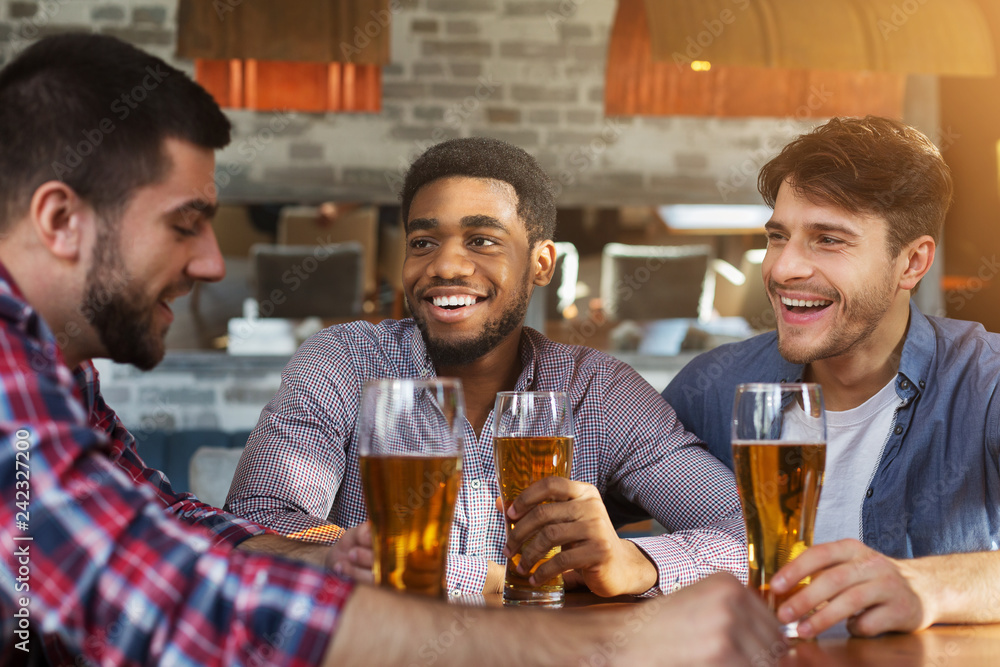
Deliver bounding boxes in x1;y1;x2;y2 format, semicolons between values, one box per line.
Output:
663;116;1000;638
1;34;784;666
228;137;748;598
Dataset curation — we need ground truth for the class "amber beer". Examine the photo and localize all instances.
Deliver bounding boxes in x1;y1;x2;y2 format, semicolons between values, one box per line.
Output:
494;436;574;601
732;440;826;610
360;454;462;598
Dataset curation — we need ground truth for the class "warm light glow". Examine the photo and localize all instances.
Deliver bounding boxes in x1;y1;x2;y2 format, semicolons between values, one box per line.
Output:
194;58;382;113
691;60;712;72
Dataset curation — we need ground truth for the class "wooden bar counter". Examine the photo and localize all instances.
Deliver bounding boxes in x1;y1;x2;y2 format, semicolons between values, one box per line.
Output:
462;592;1000;666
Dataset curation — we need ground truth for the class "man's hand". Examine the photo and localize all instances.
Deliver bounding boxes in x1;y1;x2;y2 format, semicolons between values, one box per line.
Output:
621;573;785;666
329;572;783;667
324;522;374;583
771;538;933;638
502;478;658;597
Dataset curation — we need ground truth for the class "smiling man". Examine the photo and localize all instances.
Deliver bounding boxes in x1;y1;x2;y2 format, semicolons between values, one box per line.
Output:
228;137;749;598
0;34;784;667
663;116;1000;637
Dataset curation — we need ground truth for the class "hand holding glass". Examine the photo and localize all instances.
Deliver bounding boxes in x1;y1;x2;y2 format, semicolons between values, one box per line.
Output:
732;382;826;638
358;378;464;598
493;391;574;607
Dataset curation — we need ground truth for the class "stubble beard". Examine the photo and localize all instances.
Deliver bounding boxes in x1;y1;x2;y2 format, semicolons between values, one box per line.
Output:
82;229;168;371
411;273;532;369
774;265;897;365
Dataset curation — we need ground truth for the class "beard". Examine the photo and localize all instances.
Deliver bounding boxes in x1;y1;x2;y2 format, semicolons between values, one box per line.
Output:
81;230;175;371
411;276;532;368
773;265;896;365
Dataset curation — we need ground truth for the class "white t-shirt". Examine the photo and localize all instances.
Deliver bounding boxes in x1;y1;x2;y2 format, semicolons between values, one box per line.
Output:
809;378;902;545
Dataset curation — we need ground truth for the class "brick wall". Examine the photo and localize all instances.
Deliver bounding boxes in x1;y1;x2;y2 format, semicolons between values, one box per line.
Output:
0;0;935;209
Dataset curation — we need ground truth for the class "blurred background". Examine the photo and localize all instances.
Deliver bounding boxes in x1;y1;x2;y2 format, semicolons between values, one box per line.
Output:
3;0;998;503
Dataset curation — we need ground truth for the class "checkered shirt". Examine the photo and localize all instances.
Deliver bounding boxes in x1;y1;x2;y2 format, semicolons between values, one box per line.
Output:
0;264;353;666
228;318;747;596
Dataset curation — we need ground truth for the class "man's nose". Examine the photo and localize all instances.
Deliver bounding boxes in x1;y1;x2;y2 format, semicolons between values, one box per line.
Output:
187;227;226;283
766;240;813;285
427;239;474;280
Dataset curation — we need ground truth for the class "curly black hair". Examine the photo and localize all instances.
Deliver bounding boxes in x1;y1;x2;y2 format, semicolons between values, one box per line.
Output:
400;137;556;247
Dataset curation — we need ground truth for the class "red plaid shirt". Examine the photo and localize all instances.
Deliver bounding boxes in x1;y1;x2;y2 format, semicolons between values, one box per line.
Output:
0;265;353;666
228;319;748;595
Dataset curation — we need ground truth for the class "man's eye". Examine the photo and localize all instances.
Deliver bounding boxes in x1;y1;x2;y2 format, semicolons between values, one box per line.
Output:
819;236;841;245
409;238;431;249
470;237;496;247
174;225;197;238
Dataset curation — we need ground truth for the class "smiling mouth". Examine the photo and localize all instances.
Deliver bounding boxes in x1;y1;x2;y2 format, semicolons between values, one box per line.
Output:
780;295;833;315
429;295;483;310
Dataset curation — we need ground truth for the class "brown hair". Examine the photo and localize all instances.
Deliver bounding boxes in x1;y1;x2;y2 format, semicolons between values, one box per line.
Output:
758;116;953;257
0;33;231;230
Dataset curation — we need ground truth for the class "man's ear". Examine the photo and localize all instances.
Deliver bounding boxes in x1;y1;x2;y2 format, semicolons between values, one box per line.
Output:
29;181;92;261
898;235;935;291
532;239;557;287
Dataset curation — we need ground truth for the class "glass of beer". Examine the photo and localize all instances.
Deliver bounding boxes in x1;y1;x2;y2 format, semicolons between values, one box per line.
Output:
493;391;574;607
358;378;465;598
732;382;826;638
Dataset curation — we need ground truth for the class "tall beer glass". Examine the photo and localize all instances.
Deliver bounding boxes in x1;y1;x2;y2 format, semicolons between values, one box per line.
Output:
358;378;465;598
493;391;574;607
732;383;826;638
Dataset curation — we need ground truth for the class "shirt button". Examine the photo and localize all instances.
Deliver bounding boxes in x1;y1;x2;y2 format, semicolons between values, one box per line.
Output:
471;479;482;490
919;380;926;388
894;425;903;435
900;379;910;390
866;487;874;498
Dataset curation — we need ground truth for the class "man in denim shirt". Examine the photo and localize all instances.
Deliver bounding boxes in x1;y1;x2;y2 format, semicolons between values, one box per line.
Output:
663;116;1000;638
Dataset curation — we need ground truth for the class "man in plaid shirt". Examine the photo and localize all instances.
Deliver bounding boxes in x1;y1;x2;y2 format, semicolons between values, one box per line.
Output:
0;33;783;667
228;138;749;598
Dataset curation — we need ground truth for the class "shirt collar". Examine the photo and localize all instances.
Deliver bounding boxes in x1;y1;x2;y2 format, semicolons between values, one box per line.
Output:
0;260;86;407
406;321;436;379
405;321;562;391
0;261;37;332
774;345;805;384
896;300;934;393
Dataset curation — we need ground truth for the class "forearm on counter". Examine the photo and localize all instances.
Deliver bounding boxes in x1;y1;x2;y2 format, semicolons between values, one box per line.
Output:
236;533;332;569
326;585;625;667
909;550;1000;625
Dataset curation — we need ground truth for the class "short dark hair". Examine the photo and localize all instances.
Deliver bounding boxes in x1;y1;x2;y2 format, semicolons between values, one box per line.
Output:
758;116;953;257
0;33;231;229
400;137;556;247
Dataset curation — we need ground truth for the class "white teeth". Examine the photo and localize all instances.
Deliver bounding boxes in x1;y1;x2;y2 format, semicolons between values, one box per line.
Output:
432;295;479;307
780;296;832;308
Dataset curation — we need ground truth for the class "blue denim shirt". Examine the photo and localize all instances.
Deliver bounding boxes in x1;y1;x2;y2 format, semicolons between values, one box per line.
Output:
662;302;1000;558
